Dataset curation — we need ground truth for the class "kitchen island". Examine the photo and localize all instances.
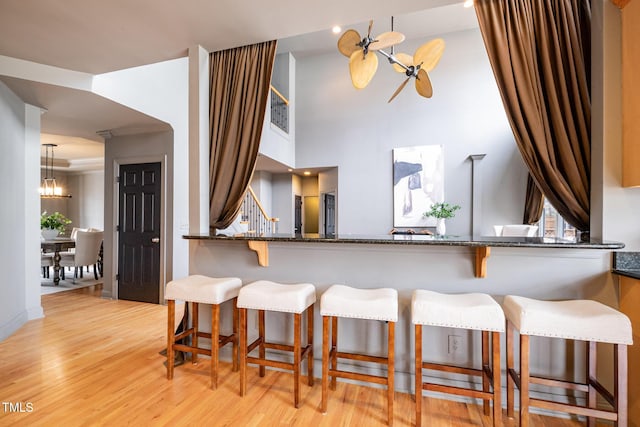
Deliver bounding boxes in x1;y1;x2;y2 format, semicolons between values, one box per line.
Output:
184;232;625;395
185;232;623;278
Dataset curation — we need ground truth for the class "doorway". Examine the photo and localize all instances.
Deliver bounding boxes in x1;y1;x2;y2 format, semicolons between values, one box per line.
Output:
117;162;162;304
294;195;302;234
323;192;336;237
304;196;319;235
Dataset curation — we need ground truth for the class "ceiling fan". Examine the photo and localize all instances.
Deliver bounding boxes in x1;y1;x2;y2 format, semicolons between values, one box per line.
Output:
337;18;445;102
337;20;405;89
383;38;445;103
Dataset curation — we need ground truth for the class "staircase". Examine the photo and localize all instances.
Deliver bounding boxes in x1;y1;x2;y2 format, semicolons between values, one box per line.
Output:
240;186;279;236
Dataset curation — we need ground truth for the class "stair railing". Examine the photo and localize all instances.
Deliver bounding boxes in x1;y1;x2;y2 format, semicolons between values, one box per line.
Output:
241;186;279;235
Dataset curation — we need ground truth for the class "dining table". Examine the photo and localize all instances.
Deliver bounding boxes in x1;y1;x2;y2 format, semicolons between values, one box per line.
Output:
41;237;75;286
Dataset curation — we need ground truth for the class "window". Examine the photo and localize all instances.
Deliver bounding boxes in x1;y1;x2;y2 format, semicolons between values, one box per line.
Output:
537;199;576;239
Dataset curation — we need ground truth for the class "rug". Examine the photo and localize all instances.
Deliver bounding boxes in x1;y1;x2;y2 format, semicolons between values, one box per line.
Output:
41;269;103;295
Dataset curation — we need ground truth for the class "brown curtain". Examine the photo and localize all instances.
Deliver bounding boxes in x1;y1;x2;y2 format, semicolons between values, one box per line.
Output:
209;40;277;230
475;0;591;232
523;174;544;224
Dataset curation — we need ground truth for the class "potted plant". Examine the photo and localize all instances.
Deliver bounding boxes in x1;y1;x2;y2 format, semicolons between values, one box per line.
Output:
423;202;461;236
40;211;72;240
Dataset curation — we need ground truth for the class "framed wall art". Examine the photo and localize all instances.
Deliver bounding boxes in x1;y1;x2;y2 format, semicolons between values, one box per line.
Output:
392;145;444;227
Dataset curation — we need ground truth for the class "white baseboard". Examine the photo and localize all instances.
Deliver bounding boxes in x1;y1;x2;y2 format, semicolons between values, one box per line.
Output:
0;310;29;342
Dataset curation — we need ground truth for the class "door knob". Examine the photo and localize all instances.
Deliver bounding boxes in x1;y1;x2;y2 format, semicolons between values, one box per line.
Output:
151;237;160;243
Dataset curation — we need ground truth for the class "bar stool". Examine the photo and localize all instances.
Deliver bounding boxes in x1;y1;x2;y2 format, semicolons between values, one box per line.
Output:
237;280;315;408
321;284;398;426
503;295;633;427
165;275;242;389
412;290;504;427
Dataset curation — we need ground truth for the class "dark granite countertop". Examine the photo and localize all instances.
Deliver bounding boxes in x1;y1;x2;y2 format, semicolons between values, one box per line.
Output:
612;252;640;280
184;232;624;250
613;269;640;280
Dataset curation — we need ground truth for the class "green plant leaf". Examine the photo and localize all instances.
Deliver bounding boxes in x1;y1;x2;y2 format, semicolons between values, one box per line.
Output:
423;202;461;219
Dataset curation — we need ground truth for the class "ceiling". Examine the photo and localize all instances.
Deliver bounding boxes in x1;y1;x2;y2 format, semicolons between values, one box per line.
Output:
0;0;476;170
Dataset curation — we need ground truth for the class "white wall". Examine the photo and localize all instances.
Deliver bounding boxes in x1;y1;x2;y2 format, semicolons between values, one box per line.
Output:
67;170;105;230
93;57;189;281
591;0;640;252
295;29;527;236
250;171;274;215
0;82;42;341
259;53;296;168
272;174;295;233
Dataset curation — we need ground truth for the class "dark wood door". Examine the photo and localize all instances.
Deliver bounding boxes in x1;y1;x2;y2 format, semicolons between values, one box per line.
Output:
294;195;302;234
324;193;336;237
118;162;161;304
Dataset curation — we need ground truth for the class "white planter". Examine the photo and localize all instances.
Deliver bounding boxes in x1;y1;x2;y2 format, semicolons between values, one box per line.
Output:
436;219;446;236
41;228;59;240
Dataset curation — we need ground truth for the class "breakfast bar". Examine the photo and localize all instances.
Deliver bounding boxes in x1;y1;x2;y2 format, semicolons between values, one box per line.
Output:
185;234;622;378
185;232;623;278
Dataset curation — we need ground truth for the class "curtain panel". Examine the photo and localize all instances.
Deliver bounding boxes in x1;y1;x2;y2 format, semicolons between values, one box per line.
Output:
475;0;591;232
209;40;277;230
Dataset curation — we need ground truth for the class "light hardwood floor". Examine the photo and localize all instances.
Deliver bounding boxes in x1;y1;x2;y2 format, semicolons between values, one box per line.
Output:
0;286;590;426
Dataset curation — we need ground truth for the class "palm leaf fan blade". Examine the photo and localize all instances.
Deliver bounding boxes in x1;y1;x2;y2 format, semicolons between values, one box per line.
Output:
388;77;411;103
370;31;405;51
415;69;433;98
337;29;361;57
349;50;378;89
414;38;445;72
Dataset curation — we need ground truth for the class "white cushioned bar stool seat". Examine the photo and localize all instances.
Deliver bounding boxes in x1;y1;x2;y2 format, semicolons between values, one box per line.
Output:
237;280;316;408
503;295;633;426
321;285;398;426
165;275;242;389
412;290;504;427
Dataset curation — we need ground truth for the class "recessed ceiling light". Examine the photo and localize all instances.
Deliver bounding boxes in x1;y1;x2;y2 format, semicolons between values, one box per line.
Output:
287;168;293;172
463;0;474;8
304;171;311;176
332;25;342;34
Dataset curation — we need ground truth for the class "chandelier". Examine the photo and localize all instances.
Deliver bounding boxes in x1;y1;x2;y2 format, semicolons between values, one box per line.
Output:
39;143;71;198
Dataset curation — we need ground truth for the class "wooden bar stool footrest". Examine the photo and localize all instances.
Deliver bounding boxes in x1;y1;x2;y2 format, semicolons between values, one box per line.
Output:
329;368;389;386
531;398;619;421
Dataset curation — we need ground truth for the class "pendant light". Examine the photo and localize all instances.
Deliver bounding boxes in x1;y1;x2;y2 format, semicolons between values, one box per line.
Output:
39;143;71;198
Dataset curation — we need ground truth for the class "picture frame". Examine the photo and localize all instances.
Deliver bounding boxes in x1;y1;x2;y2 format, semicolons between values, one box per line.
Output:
392;145;444;228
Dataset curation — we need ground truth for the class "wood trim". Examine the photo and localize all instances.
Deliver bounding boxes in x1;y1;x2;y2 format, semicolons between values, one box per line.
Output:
270;84;290;105
247;186;278;224
475;246;490;278
247;240;269;266
612;0;631;9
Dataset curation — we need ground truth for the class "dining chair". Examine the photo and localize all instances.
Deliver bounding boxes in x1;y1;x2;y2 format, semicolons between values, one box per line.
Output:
494;224;538;237
59;230;104;282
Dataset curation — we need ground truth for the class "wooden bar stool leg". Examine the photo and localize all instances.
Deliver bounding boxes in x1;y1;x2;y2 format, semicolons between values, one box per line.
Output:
387;321;395;426
520;334;530;427
307;304;314;386
415;324;422;427
331;316;338;390
232;297;239;372
587;341;597;427
192;302;199;364
167;300;175;380
617;344;629;427
322;315;330;413
239;307;247;397
294;312;301;408
506;321;515;419
492;331;502;427
211;303;220;389
258;310;266;377
482;330;490;416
